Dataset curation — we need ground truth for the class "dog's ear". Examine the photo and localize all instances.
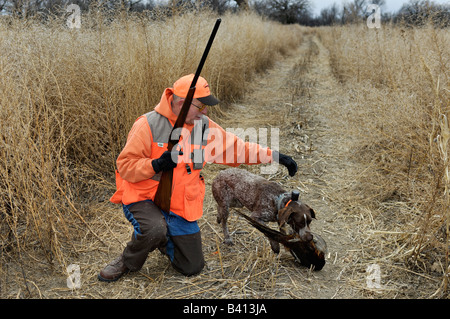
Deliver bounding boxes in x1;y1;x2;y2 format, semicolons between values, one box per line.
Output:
278;206;294;227
309;208;316;219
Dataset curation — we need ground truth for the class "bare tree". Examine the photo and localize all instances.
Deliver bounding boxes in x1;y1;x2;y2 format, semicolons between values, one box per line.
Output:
252;0;311;24
116;0;144;11
396;0;450;27
1;0;92;16
371;0;385;8
0;0;8;12
341;0;369;24
319;2;339;25
4;0;46;18
201;0;230;14
235;0;248;10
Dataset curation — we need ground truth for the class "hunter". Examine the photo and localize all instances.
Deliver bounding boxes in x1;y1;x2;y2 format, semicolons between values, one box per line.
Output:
98;74;298;281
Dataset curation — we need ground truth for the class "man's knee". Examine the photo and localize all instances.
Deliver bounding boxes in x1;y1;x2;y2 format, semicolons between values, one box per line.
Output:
140;218;167;247
170;231;204;276
172;258;205;276
128;200;168;247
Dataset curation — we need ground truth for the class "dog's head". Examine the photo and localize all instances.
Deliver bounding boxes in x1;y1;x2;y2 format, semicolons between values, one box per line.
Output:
278;201;316;242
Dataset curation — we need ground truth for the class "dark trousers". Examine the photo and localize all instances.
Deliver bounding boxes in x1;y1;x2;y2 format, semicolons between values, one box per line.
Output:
121;200;205;276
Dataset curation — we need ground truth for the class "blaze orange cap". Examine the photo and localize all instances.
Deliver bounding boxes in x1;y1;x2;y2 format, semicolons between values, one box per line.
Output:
173;74;220;106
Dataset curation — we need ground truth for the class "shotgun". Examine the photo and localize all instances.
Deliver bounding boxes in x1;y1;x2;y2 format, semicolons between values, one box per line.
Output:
153;18;221;213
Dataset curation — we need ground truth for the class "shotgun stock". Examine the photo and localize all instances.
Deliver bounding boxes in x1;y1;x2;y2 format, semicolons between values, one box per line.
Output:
153;19;221;213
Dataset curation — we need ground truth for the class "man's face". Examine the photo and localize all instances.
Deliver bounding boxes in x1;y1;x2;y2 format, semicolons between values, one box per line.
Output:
172;98;207;125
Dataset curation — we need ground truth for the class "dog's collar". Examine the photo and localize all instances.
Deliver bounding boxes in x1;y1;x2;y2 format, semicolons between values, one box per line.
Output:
275;193;292;212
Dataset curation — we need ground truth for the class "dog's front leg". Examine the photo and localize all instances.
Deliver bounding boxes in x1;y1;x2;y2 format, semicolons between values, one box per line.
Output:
217;205;234;245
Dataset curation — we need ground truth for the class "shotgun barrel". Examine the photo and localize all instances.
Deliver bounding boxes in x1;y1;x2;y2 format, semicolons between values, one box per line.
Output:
153;19;222;213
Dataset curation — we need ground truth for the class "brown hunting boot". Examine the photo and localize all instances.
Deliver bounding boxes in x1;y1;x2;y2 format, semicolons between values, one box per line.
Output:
98;255;130;282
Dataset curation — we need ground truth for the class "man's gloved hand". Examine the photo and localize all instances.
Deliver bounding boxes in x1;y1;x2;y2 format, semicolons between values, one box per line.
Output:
152;150;183;174
273;151;298;177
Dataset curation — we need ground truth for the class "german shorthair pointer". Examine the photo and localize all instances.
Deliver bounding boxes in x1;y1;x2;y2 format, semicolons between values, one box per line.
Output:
212;168;316;254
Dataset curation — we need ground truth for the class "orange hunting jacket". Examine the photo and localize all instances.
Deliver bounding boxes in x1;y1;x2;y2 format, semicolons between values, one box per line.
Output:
110;88;273;221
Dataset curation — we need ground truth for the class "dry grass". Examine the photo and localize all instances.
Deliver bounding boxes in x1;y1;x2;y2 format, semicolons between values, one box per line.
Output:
2;5;448;299
317;23;449;297
0;8;303;298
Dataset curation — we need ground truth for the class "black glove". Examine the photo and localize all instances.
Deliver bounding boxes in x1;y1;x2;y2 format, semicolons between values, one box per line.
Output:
152;150;182;174
273;151;298;177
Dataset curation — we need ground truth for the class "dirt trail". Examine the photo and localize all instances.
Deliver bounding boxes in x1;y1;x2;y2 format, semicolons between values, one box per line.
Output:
25;33;366;299
201;34;362;298
93;33;365;299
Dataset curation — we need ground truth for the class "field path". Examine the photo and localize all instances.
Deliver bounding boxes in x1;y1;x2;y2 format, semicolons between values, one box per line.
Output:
41;33;367;299
199;33;363;298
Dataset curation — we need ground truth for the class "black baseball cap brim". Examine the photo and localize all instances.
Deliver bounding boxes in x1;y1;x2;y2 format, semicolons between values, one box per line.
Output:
198;95;220;106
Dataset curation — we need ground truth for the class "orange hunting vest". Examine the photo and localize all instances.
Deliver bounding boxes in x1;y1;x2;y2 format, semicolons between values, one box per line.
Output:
110;111;209;222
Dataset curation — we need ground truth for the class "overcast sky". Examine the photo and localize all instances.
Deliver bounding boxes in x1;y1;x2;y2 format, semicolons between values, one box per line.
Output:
310;0;450;16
